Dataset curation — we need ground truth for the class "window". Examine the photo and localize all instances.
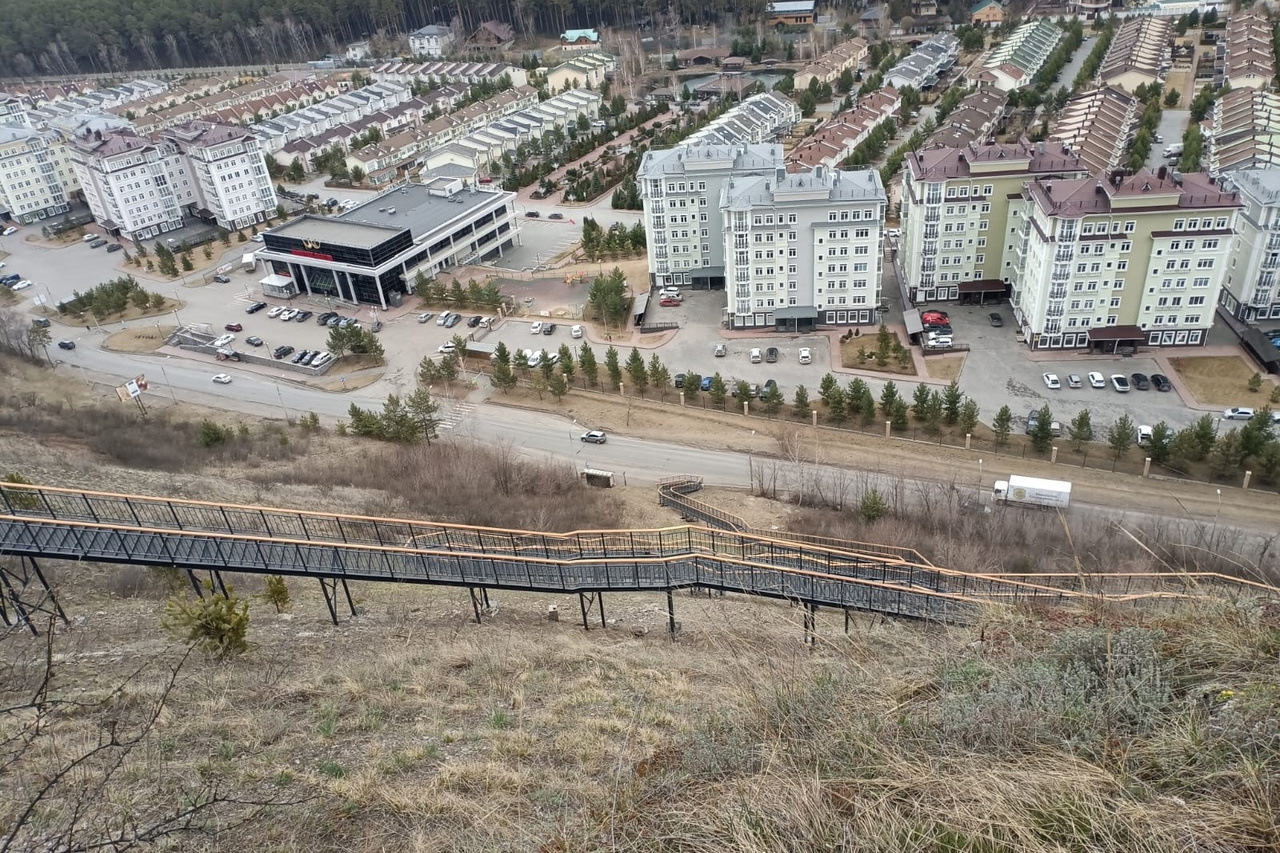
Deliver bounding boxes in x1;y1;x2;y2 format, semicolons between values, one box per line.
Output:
1185;314;1201;324
1117;260;1128;271
1193;276;1209;287
1124;221;1136;233
1196;258;1214;269
975;254;984;264
982;185;992;197
1173;219;1184;231
1110;297;1121;307
1202;238;1219;250
979;219;989;231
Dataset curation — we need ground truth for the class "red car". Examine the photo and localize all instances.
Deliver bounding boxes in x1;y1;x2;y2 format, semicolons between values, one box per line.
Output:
224;322;243;332
660;298;681;307
921;313;950;326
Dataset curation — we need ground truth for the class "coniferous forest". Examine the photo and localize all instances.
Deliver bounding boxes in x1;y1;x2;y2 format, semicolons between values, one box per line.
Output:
0;0;778;77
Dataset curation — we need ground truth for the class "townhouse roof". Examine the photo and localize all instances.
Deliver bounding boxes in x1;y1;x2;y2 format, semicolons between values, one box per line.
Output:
1222;6;1275;85
1210;87;1280;174
1099;16;1170;87
1048;85;1137;175
982;19;1063;81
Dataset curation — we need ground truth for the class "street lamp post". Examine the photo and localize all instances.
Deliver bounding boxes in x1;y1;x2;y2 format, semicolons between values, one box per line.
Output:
276;384;290;422
1215;488;1222;523
158;362;178;404
978;458;983;501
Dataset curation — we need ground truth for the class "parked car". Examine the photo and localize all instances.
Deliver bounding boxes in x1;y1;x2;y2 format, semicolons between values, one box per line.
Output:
1151;373;1172;392
988;312;1004;327
467;315;483;327
580;430;607;444
267;306;285;318
765;347;779;363
291;350;310;364
293;310;312;322
749;348;762;363
436;311;452;326
1223;407;1255;420
317;312;337;325
1137;424;1154;445
549;212;564;220
798;347;811;364
106;243;123;253
1042;372;1061;390
212;274;231;283
57;340;75;350
1130;373;1151;391
327;315;343;327
245;336;263;347
542;323;556;335
763;379;778;396
444;314;461;328
925;336;952;349
11;280;31;291
1;226;17;236
82;234;98;243
278;309;297;321
659;286;682;298
32;318;50;328
212;333;235;347
659;298;681;307
571;324;583;339
530;321;543;334
674;373;686;389
437;342;457;354
1067;374;1082;389
525;210;541;218
417;312;434;324
1111;374;1131;393
1088;371;1106;389
714;343;727;357
212;373;232;384
700;376;713;391
89;238;107;248
224;322;243;332
273;345;294;359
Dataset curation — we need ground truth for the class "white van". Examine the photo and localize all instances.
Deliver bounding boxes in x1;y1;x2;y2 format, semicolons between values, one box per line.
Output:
749;348;762;364
436;311;452;326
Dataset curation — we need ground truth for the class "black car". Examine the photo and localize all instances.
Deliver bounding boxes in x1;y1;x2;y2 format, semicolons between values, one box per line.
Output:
293;310;312;322
317;311;336;325
548;212;564;220
273;345;294;359
674;373;685;389
106;243;123;253
1151;373;1172;392
542;322;556;335
213;274;231;283
988;312;1003;327
525;210;540;218
89;238;107;248
57;340;75;350
765;347;779;363
301;351;318;366
923;323;950;333
245;336;264;347
0;273;19;285
467;315;483;327
763;379;778;396
32;318;50;328
1130;372;1152;391
246;301;268;314
291;350;310;364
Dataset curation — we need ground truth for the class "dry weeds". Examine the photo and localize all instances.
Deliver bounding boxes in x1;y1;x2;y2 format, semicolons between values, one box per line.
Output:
1169;355;1277;406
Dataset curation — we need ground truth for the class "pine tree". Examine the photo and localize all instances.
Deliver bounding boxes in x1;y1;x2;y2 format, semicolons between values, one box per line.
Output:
579;343;600;388
625;347;648;396
1068;409;1094;451
993;405;1013;448
942;380;962;424
792;385;811;420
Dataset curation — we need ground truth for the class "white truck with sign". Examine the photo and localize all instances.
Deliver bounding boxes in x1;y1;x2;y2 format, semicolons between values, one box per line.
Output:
992;475;1072;509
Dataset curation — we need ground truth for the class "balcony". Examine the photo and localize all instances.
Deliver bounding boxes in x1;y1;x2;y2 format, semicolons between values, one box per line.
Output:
921;262;936;272
924;210;940;223
1049;288;1067;300
1263;255;1280;271
923;227;939;239
1054;250;1074;263
1046;309;1064;319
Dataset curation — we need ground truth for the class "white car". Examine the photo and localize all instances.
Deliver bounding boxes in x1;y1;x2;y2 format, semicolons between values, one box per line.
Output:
311;352;331;367
1;227;16;236
436;311;452;326
11;280;31;291
267;306;284;318
1111;374;1131;393
251;234;264;243
417;312;433;323
278;309;296;321
1222;407;1255;420
1067;374;1082;389
82;233;98;243
1088;371;1106;389
659;286;681;298
212;333;236;347
525;351;542;368
437;342;457;354
530;321;544;334
571;324;583;339
885;228;901;239
926;337;952;349
1137;424;1154;445
1042;372;1061;390
212;373;232;384
798;347;812;364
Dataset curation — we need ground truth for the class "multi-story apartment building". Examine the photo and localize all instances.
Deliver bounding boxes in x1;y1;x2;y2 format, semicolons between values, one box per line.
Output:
722;163;886;330
901;141;1088;304
1011;168;1239;351
1219;168;1280;324
0;126;72;224
161;121;277;231
70;120;277;241
69;131;184;241
639;142;886;331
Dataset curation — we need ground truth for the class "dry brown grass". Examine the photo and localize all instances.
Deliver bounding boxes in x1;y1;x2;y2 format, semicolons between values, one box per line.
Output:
925;353;966;382
102;324;178;353
1169;355;1276;405
839;331;918;375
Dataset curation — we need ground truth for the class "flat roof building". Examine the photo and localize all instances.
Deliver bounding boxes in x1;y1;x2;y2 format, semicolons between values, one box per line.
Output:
254;181;517;309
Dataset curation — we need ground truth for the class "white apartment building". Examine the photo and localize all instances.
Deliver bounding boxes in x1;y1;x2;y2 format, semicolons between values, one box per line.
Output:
1220;168;1280;324
71;120;277;241
723;164;886;330
639;143;779;292
161;121;277;231
0;126;72;224
638;142;885;331
70;131;184;241
1011;168;1239;351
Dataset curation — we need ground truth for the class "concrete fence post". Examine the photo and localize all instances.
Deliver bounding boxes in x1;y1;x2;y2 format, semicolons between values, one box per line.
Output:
811;409;818;427
1051;446;1058;464
885;420;891;438
965;432;971;450
1244;470;1253;490
1143;457;1151;478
